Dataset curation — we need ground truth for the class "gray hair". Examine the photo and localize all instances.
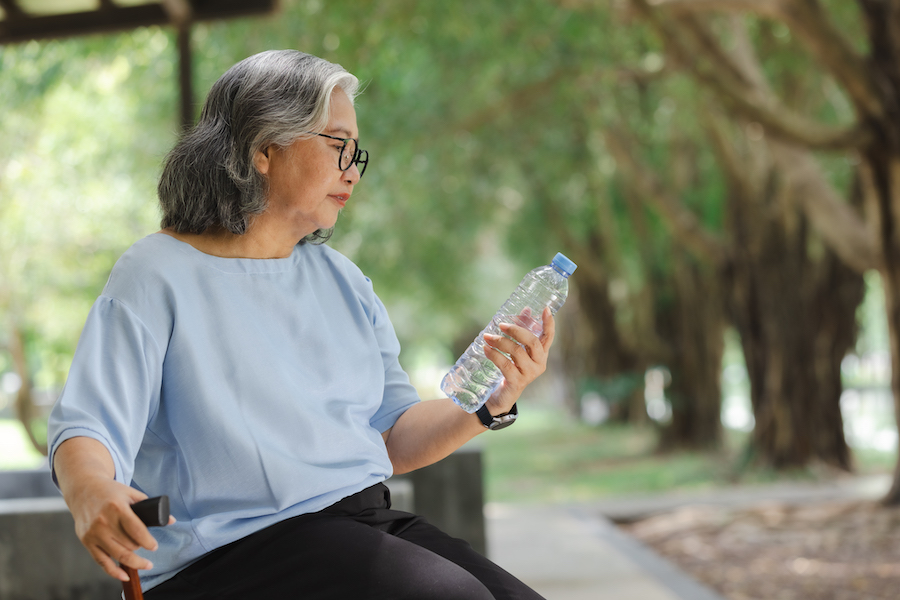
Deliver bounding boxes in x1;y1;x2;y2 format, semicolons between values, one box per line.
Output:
158;50;359;243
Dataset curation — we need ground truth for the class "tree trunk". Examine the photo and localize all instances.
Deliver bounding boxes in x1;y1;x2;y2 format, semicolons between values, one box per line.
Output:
856;1;900;505
860;151;900;503
558;256;647;424
880;257;900;503
658;251;725;450
9;324;48;456
724;172;861;470
631;0;900;491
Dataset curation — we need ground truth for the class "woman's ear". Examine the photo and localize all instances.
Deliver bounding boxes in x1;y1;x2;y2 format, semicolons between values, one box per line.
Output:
253;146;271;175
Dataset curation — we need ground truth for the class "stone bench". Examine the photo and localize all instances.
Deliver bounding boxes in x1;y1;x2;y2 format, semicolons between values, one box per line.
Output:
390;444;486;555
0;497;120;600
0;446;484;600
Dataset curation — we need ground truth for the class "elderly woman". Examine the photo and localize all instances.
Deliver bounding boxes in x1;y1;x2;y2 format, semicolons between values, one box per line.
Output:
48;50;553;600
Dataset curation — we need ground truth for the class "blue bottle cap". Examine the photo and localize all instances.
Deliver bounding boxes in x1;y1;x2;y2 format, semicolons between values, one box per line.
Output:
551;253;577;276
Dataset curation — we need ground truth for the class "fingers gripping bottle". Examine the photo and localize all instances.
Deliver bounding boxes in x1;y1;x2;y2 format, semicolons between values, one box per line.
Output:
441;253;577;413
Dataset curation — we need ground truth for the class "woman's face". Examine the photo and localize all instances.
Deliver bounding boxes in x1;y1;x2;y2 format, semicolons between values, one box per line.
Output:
253;87;361;243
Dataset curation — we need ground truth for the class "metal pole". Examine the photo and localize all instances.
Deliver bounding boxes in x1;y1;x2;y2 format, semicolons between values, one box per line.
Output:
177;23;193;132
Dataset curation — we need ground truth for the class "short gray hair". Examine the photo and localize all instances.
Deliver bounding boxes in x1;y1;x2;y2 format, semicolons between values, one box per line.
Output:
158;50;359;243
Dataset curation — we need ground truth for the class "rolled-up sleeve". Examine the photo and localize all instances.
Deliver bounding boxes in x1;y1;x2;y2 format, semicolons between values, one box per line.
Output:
48;296;164;486
366;290;420;433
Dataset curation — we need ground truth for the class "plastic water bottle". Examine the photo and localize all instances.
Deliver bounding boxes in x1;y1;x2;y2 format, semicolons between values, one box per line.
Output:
441;253;577;413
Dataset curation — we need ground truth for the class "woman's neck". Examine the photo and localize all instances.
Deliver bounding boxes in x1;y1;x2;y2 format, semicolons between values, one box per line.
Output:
158;226;299;259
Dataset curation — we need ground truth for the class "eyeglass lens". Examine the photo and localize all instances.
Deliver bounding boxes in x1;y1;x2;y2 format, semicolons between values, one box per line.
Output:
340;139;357;171
339;139;367;177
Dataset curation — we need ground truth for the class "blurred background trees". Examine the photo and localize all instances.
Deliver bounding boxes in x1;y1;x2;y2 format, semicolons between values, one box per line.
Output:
626;0;899;499
1;0;897;502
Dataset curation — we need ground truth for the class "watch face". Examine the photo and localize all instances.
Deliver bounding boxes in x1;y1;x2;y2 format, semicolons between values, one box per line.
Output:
489;414;517;430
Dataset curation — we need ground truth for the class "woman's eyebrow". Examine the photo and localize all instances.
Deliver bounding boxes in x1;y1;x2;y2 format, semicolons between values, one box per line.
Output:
326;126;356;138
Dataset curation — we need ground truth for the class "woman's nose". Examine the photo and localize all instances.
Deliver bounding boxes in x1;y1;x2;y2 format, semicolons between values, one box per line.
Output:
343;163;361;184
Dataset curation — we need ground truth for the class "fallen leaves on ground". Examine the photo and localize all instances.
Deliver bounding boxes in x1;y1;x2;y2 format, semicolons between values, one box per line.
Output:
620;500;900;600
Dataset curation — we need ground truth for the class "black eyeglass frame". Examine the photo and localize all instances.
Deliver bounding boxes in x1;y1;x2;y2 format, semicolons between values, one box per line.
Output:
309;132;369;177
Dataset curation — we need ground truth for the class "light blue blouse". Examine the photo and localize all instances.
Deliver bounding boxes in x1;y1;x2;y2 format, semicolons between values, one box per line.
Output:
47;233;421;590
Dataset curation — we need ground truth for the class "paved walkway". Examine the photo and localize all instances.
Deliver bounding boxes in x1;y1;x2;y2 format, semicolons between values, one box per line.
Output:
485;474;891;600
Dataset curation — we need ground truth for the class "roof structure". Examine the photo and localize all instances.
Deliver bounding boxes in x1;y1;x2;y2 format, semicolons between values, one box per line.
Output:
0;0;275;44
0;0;278;129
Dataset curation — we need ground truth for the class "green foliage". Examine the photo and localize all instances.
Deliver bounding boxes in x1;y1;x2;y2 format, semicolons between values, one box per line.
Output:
854;271;890;359
0;31;177;387
0;2;735;392
0;1;870;405
0;419;45;469
182;0;640;350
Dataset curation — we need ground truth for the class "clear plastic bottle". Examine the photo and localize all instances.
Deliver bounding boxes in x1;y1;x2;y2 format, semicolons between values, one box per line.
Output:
441;253;577;413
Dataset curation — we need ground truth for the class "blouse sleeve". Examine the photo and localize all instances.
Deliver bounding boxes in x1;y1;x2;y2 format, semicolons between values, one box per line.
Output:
47;296;164;486
366;289;421;433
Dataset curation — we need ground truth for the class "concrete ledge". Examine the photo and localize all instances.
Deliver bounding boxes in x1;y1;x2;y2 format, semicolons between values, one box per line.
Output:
391;444;486;555
0;500;120;600
487;502;728;600
0;447;485;599
0;467;59;500
0;496;67;515
570;506;727;600
382;476;414;512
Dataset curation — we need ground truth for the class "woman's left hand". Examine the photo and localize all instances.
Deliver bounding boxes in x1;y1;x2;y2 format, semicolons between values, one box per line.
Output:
481;307;555;415
383;307;555;474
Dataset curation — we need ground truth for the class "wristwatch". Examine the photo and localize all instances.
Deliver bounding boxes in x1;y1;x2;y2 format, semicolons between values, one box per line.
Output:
476;403;518;430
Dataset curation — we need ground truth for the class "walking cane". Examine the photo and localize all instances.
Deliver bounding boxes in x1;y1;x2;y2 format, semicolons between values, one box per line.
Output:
122;496;170;600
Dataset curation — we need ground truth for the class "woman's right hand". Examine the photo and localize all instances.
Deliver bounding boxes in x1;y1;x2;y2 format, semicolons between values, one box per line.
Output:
54;437;166;582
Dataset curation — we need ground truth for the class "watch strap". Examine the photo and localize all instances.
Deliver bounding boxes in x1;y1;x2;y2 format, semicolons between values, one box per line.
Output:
476;402;518;430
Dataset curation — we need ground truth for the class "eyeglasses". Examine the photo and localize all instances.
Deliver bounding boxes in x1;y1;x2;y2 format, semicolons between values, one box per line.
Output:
309;133;368;178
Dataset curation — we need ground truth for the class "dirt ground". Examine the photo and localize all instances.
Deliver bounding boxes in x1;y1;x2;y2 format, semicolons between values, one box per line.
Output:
619;499;900;600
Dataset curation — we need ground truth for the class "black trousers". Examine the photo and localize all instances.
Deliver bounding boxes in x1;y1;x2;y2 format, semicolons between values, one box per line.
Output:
145;483;545;600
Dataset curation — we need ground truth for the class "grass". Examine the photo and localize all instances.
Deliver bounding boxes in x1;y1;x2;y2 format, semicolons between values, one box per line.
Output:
478;408;897;504
0;419;47;470
853;446;898;474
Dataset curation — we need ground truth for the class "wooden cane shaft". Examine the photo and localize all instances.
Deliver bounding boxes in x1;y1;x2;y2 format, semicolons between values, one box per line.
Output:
122;565;144;600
